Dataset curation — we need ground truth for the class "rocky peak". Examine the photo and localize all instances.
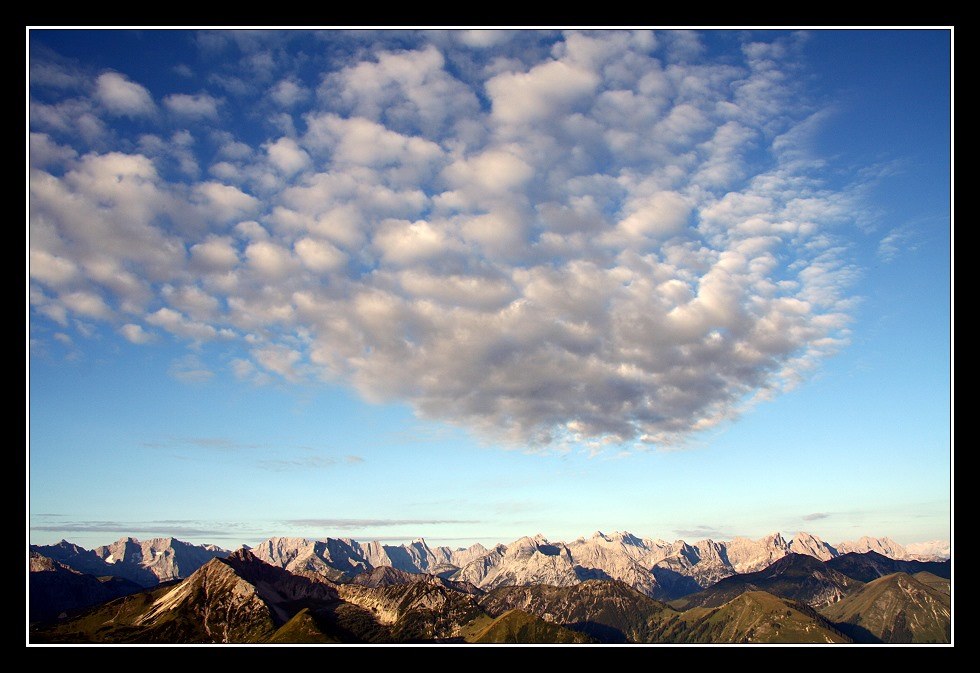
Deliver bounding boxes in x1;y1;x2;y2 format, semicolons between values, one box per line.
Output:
789;531;837;561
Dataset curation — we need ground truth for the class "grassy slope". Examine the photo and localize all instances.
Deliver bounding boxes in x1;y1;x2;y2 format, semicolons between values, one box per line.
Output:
820;572;951;644
662;591;849;644
266;608;341;643
463;609;591;644
912;571;951;596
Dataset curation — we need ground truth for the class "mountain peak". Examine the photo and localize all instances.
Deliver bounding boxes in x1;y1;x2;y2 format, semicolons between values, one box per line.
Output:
226;547;261;564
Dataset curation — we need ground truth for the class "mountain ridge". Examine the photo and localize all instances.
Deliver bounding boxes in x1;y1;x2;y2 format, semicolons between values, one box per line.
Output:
31;549;948;644
31;530;949;605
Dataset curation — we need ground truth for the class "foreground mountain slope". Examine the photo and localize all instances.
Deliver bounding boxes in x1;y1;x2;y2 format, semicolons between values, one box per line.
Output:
463;609;592;643
678;554;863;609
337;575;484;640
478;579;848;644
478;579;677;643
912;571;950;596
820;572;951;644
32;549;346;643
29;552;143;623
266;608;342;644
668;591;850;644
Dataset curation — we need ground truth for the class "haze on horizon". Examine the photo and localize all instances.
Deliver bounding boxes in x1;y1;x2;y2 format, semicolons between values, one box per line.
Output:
28;28;951;552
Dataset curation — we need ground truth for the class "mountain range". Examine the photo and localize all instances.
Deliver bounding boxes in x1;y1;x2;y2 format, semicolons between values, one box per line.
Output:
33;544;952;644
28;530;951;643
242;529;949;602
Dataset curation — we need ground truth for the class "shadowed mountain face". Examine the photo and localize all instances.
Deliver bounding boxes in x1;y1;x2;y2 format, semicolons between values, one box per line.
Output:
29;552;144;623
820;572;951;644
678;554;863;610
825;551;951;583
32;549;356;644
338;575;485;641
478;579;679;643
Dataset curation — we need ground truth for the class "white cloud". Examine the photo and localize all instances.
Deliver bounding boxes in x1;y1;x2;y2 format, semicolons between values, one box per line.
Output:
269;78;310;107
29;249;79;286
304;113;444;173
877;225;917;262
61;290;113;319
146;307;219;342
120;323;155;344
29;31;864;450
373;219;461;266
29;132;78;169
189;237;240;272
294;237;346;272
168;354;214;383
486;58;600;126
319;44;481;138
253;345;302;381
265;137;311;175
456;30;517;48
95;71;156;117
194;181;260;222
163;93;221;119
245;240;298;278
442;148;534;197
162;284;221;321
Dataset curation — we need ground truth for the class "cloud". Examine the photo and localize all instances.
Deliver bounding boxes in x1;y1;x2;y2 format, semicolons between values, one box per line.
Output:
318;44;481;138
148;308;220;342
94;71;156;117
30;31;862;451
265;136;311;175
119;323;155;344
486;58;600;126
163;93;221;119
269;78;310;107
802;512;830;521
283;518;480;530
176;436;260;450
168;354;214;383
456;30;517;49
257;454;364;471
30;520;233;538
877;225;917;262
29;132;78;169
673;525;734;540
60;290;112;319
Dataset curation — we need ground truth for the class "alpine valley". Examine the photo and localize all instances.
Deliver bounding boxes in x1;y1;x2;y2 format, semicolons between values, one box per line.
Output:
28;530;951;644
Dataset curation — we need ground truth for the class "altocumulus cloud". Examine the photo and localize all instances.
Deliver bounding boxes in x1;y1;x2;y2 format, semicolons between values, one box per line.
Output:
29;30;860;450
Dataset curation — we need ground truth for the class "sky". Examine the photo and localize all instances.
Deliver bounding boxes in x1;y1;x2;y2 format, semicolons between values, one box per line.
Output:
27;28;951;552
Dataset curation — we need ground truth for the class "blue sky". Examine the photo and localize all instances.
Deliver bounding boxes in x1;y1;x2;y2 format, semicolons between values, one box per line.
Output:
28;28;951;551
